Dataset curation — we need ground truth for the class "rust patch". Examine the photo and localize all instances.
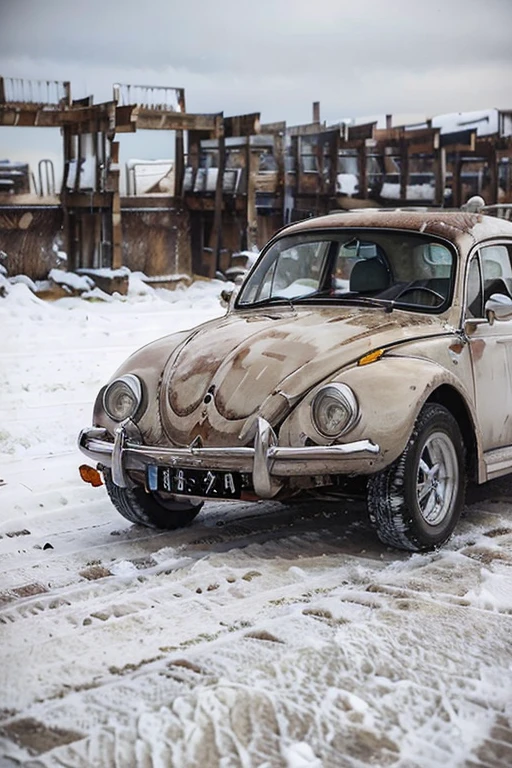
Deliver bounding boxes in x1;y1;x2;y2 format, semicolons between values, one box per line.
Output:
263;350;287;361
449;342;464;355
283;210;482;240
471;338;486;362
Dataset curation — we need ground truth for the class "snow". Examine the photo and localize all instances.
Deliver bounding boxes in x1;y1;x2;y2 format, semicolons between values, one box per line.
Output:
0;279;512;766
432;109;499;137
48;268;95;292
381;182;435;201
337;173;359;196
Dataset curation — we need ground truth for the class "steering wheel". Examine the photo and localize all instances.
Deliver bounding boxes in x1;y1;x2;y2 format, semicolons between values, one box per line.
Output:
393;285;445;305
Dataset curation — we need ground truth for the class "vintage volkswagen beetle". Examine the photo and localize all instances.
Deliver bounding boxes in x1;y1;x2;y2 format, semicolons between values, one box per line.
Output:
79;210;512;551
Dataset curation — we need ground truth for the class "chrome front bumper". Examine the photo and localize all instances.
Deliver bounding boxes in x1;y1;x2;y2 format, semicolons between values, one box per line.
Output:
78;417;380;499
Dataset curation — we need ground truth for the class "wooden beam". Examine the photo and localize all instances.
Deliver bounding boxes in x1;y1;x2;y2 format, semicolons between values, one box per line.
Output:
174;130;184;198
211;115;225;278
132;109;219;132
224;112;261;137
260;120;286;135
246;143;259;249
287;122;323;137
347;122;376;142
114;105;137;133
110;141;122;270
440;129;476;152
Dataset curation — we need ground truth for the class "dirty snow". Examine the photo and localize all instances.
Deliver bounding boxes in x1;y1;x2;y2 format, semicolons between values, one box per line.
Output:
0;278;511;767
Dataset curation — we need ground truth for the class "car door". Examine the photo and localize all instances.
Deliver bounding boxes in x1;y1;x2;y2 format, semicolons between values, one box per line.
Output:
465;242;512;451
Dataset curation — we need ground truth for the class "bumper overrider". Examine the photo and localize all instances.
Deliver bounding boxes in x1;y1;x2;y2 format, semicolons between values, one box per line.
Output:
78;417;380;499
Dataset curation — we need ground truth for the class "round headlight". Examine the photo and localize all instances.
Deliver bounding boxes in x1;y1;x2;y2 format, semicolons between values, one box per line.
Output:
311;383;358;438
103;374;142;422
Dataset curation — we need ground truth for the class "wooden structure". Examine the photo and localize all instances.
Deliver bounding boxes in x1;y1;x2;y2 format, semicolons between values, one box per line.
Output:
1;77;511;283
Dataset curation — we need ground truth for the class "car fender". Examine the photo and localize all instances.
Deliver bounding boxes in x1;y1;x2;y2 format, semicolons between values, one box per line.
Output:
92;330;193;442
279;355;481;472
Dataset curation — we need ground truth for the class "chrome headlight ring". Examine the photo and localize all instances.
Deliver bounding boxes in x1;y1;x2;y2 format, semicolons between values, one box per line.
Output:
311;383;359;438
102;374;143;422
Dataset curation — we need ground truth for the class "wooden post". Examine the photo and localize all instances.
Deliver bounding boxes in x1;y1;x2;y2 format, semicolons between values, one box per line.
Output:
246;142;259;249
174;130;184;197
452;152;462;208
110;141;123;269
211;114;225;278
399;135;409;202
358;142;368;199
434;146;445;207
487;146;498;204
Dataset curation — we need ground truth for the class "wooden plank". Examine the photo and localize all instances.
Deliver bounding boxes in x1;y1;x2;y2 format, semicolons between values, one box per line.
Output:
0;106;63;127
399;137;408;201
211;115;225;278
110;141;122;270
433;146;445;206
247;145;260;248
60;102;116;125
287;122;323;137
224;112;260;137
174;130;184;197
347;122;376;142
133;110;218;132
440;129;476;151
114;105;137;132
358;143;368;199
260;120;286;134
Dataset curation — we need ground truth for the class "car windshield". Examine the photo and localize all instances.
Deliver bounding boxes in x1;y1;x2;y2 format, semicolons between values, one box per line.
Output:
236;229;456;312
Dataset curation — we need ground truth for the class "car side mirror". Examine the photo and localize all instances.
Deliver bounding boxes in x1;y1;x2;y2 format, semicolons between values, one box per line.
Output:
220;288;233;307
485;293;512;324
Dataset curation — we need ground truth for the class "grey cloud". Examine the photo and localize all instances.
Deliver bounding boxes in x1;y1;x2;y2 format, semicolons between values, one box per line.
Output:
1;0;511;75
0;0;510;126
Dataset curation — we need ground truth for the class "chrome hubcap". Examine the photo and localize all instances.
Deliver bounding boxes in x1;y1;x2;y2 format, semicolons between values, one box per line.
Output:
416;431;458;526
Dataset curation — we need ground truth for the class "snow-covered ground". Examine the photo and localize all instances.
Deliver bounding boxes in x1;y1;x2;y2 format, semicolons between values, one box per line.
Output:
0;277;511;767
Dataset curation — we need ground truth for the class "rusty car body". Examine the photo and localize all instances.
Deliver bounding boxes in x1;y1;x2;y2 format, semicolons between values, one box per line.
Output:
79;210;512;550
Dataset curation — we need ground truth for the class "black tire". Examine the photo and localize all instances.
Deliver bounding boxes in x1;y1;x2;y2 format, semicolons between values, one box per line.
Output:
367;403;465;551
103;470;203;530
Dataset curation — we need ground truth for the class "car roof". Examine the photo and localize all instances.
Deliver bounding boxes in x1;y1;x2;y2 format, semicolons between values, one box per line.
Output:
280;210;512;243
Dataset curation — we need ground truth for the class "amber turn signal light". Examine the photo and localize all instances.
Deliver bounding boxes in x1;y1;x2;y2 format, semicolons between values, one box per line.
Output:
358;349;384;366
79;464;103;487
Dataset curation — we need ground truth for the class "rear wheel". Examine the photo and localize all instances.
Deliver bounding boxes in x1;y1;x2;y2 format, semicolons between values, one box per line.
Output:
104;470;203;529
367;403;465;551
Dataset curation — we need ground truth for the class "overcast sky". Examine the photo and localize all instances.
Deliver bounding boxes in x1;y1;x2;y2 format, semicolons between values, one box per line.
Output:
1;0;511;177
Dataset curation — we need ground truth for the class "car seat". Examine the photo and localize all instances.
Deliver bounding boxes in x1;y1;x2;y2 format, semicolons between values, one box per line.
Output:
349;258;390;293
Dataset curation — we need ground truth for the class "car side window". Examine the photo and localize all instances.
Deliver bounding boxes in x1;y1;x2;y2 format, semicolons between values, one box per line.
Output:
466;257;483;318
481;244;512;304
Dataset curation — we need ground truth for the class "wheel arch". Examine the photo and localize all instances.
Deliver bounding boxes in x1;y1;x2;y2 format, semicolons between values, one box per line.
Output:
425;384;478;480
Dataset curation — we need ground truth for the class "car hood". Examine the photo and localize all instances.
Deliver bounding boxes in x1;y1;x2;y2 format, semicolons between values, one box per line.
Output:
159;305;446;447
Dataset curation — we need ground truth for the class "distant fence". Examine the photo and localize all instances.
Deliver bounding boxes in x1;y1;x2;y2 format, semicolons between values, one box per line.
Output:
113;83;185;112
0;77;70;106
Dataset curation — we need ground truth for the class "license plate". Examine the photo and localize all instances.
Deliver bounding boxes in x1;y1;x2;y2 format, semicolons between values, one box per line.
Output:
147;466;242;499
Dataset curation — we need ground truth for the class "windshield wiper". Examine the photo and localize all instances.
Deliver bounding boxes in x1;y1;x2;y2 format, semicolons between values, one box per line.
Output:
246;295;296;310
293;292;395;312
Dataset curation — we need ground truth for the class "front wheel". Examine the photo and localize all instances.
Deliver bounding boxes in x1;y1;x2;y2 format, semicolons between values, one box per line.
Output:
367;403;465;551
104;470;203;530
